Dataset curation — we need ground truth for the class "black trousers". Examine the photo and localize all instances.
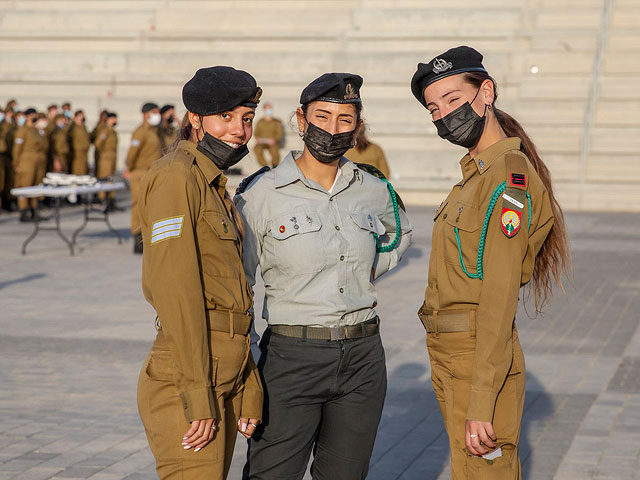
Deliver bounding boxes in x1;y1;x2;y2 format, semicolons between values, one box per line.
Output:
243;329;387;480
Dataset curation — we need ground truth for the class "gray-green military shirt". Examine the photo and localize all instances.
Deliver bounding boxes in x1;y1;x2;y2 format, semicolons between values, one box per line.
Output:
234;150;412;328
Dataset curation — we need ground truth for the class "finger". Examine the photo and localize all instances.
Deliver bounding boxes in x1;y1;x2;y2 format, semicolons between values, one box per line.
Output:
485;422;497;442
192;419;215;451
244;423;257;438
470;434;488;455
238;418;249;434
185;419;208;445
478;425;496;449
183;420;200;447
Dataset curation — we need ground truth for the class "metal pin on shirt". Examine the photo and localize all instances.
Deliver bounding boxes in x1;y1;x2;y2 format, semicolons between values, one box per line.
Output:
306;215;313;225
291;216;299;230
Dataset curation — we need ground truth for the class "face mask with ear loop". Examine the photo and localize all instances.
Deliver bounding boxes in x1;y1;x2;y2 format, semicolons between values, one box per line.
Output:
432;87;488;149
194;115;250;170
302;120;356;164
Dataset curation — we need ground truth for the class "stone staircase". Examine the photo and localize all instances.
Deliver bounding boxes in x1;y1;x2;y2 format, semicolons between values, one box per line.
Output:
0;0;637;210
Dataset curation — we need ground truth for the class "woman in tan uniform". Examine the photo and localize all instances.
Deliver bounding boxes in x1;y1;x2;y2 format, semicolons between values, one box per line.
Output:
137;66;263;480
411;47;570;479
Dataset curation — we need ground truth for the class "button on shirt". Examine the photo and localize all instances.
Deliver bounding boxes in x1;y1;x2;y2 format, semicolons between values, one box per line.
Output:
235;151;412;328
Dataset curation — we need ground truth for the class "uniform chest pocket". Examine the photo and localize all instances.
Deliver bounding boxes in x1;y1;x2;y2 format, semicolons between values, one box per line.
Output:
198;210;241;279
444;202;480;274
267;211;325;275
348;212;386;273
349;212;386;236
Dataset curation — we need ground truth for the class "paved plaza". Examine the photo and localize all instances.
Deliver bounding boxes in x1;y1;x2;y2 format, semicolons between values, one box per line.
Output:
1;193;639;480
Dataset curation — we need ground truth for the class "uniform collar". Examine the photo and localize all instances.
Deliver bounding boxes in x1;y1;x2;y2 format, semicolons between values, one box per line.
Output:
459;137;522;177
274;151;363;191
177;140;223;186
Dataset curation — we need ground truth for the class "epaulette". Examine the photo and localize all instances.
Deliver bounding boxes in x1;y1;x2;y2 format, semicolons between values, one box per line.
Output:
356;162;406;212
235;166;270;195
500;153;529;238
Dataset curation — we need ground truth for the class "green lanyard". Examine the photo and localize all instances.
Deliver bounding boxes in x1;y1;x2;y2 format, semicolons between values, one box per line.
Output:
374;179;402;253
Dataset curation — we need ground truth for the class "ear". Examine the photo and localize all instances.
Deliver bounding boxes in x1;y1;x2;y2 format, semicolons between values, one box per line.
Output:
481;79;495;106
295;107;307;134
187;111;200;129
353;119;364;142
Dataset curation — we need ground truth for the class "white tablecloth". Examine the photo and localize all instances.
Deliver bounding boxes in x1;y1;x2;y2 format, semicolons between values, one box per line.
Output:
11;182;126;198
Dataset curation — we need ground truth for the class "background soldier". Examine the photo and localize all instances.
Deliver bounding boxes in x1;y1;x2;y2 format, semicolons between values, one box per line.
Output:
69;110;91;175
12;108;48;222
51;114;70;172
252;101;283;167
125;102;162;254
95;112;121;210
158;104;176;153
0;106;15;212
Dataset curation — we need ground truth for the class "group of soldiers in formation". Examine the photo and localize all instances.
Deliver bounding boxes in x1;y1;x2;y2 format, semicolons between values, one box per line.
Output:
0;100;178;223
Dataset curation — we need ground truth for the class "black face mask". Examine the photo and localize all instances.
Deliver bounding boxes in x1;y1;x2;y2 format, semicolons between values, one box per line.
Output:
196;131;249;170
168;115;174;124
433;89;487;149
303;122;355;164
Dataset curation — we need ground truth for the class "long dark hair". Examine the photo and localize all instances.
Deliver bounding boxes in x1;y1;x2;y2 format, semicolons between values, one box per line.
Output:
464;72;570;311
168;112;245;239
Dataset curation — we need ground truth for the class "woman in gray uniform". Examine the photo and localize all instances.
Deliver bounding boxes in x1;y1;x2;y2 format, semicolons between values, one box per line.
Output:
235;73;412;480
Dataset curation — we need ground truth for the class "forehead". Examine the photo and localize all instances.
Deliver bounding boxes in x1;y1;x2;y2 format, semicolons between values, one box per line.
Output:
307;100;357;116
423;74;467;103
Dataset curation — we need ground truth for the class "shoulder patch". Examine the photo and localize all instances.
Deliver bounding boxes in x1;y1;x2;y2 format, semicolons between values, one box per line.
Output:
15;138;24;144
236;166;270;195
151;215;185;244
356;162;386;180
131;139;140;147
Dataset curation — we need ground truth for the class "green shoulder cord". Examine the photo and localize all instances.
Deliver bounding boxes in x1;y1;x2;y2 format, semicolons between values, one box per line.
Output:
374;179;401;253
454;182;532;280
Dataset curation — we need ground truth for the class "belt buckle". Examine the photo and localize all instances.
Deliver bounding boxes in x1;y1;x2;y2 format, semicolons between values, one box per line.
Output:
330;326;346;341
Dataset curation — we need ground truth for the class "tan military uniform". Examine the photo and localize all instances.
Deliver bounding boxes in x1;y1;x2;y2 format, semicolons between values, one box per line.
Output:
345;143;390;179
95;125;118;200
126;122;161;234
12;125;48;210
253;118;283;167
0;121;14;201
137;139;263;480
91;121;106;174
70;123;91;175
419;138;554;479
51;127;70;172
158;124;177;153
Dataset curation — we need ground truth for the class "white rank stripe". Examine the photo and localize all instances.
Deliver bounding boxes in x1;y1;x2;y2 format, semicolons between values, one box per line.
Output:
502;193;524;209
151;216;184;244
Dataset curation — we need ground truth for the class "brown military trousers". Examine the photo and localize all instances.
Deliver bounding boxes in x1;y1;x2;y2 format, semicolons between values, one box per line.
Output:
427;323;525;480
71;153;89;176
129;169;146;234
138;328;254;480
15;153;46;210
253;144;280;167
97;152;116;200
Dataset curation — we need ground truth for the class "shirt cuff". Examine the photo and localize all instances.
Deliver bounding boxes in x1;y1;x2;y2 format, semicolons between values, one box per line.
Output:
466;388;498;423
240;385;264;421
179;387;216;423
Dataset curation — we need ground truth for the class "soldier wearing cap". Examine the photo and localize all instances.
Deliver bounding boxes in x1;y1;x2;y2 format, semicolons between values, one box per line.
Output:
236;73;412;479
136;66;263;480
410;46;570;479
159;104;177;153
12;108;48;222
126;102;162;253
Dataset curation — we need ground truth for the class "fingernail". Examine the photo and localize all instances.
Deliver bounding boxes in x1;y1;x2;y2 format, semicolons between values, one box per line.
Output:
242;422;247;432
194;447;201;452
183;436;188;440
181;442;187;446
183;445;191;450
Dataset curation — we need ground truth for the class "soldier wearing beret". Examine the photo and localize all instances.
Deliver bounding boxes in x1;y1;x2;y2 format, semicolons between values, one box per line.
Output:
236;73;412;479
126;102;162;253
69;110;91;175
50;114;70;172
136;66;264;480
95;112;120;209
410;46;571;479
159;104;177;153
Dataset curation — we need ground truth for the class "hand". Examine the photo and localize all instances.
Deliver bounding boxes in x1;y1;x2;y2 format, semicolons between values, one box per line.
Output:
465;420;497;456
53;157;63;172
182;418;216;453
237;417;260;439
123;169;130;180
267;138;276;147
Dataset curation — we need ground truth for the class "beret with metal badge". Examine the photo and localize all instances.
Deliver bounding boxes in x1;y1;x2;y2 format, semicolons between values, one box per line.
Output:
300;72;363;105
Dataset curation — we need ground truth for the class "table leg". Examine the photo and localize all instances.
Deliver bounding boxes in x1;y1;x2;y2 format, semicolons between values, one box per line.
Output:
71;196;90;245
54;197;74;255
21;199;41;255
104;208;123;244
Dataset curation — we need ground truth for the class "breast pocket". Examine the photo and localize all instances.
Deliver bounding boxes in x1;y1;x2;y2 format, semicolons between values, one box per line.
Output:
268;211;325;275
444;201;480;273
348;211;385;270
198;210;241;278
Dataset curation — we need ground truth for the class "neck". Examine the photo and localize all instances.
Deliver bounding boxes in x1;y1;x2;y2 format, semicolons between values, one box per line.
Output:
468;111;507;158
296;149;340;191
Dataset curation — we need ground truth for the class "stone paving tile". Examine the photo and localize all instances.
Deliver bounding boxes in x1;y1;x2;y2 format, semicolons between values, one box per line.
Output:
1;205;640;479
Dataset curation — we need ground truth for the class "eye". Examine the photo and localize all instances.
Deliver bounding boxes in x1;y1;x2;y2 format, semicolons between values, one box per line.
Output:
220;113;231;120
448;97;459;105
340;118;353;124
315;114;328;120
243;117;254;125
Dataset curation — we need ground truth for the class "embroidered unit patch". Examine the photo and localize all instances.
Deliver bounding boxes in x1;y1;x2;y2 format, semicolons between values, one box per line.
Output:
151;216;184;244
510;173;527;187
279;225;285;233
501;208;521;237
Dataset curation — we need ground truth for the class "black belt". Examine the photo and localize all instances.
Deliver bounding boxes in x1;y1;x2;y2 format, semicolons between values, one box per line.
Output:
270;317;379;341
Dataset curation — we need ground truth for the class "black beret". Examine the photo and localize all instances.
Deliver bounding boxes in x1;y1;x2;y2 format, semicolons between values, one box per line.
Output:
411;46;488;108
106;112;117;118
160;104;174;114
141;102;159;113
300;72;363;105
182;66;262;116
24;108;37;116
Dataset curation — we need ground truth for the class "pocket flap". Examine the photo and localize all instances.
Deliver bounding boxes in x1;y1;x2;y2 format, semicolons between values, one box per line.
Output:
349;212;386;235
270;212;322;240
446;202;479;233
203;211;237;240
